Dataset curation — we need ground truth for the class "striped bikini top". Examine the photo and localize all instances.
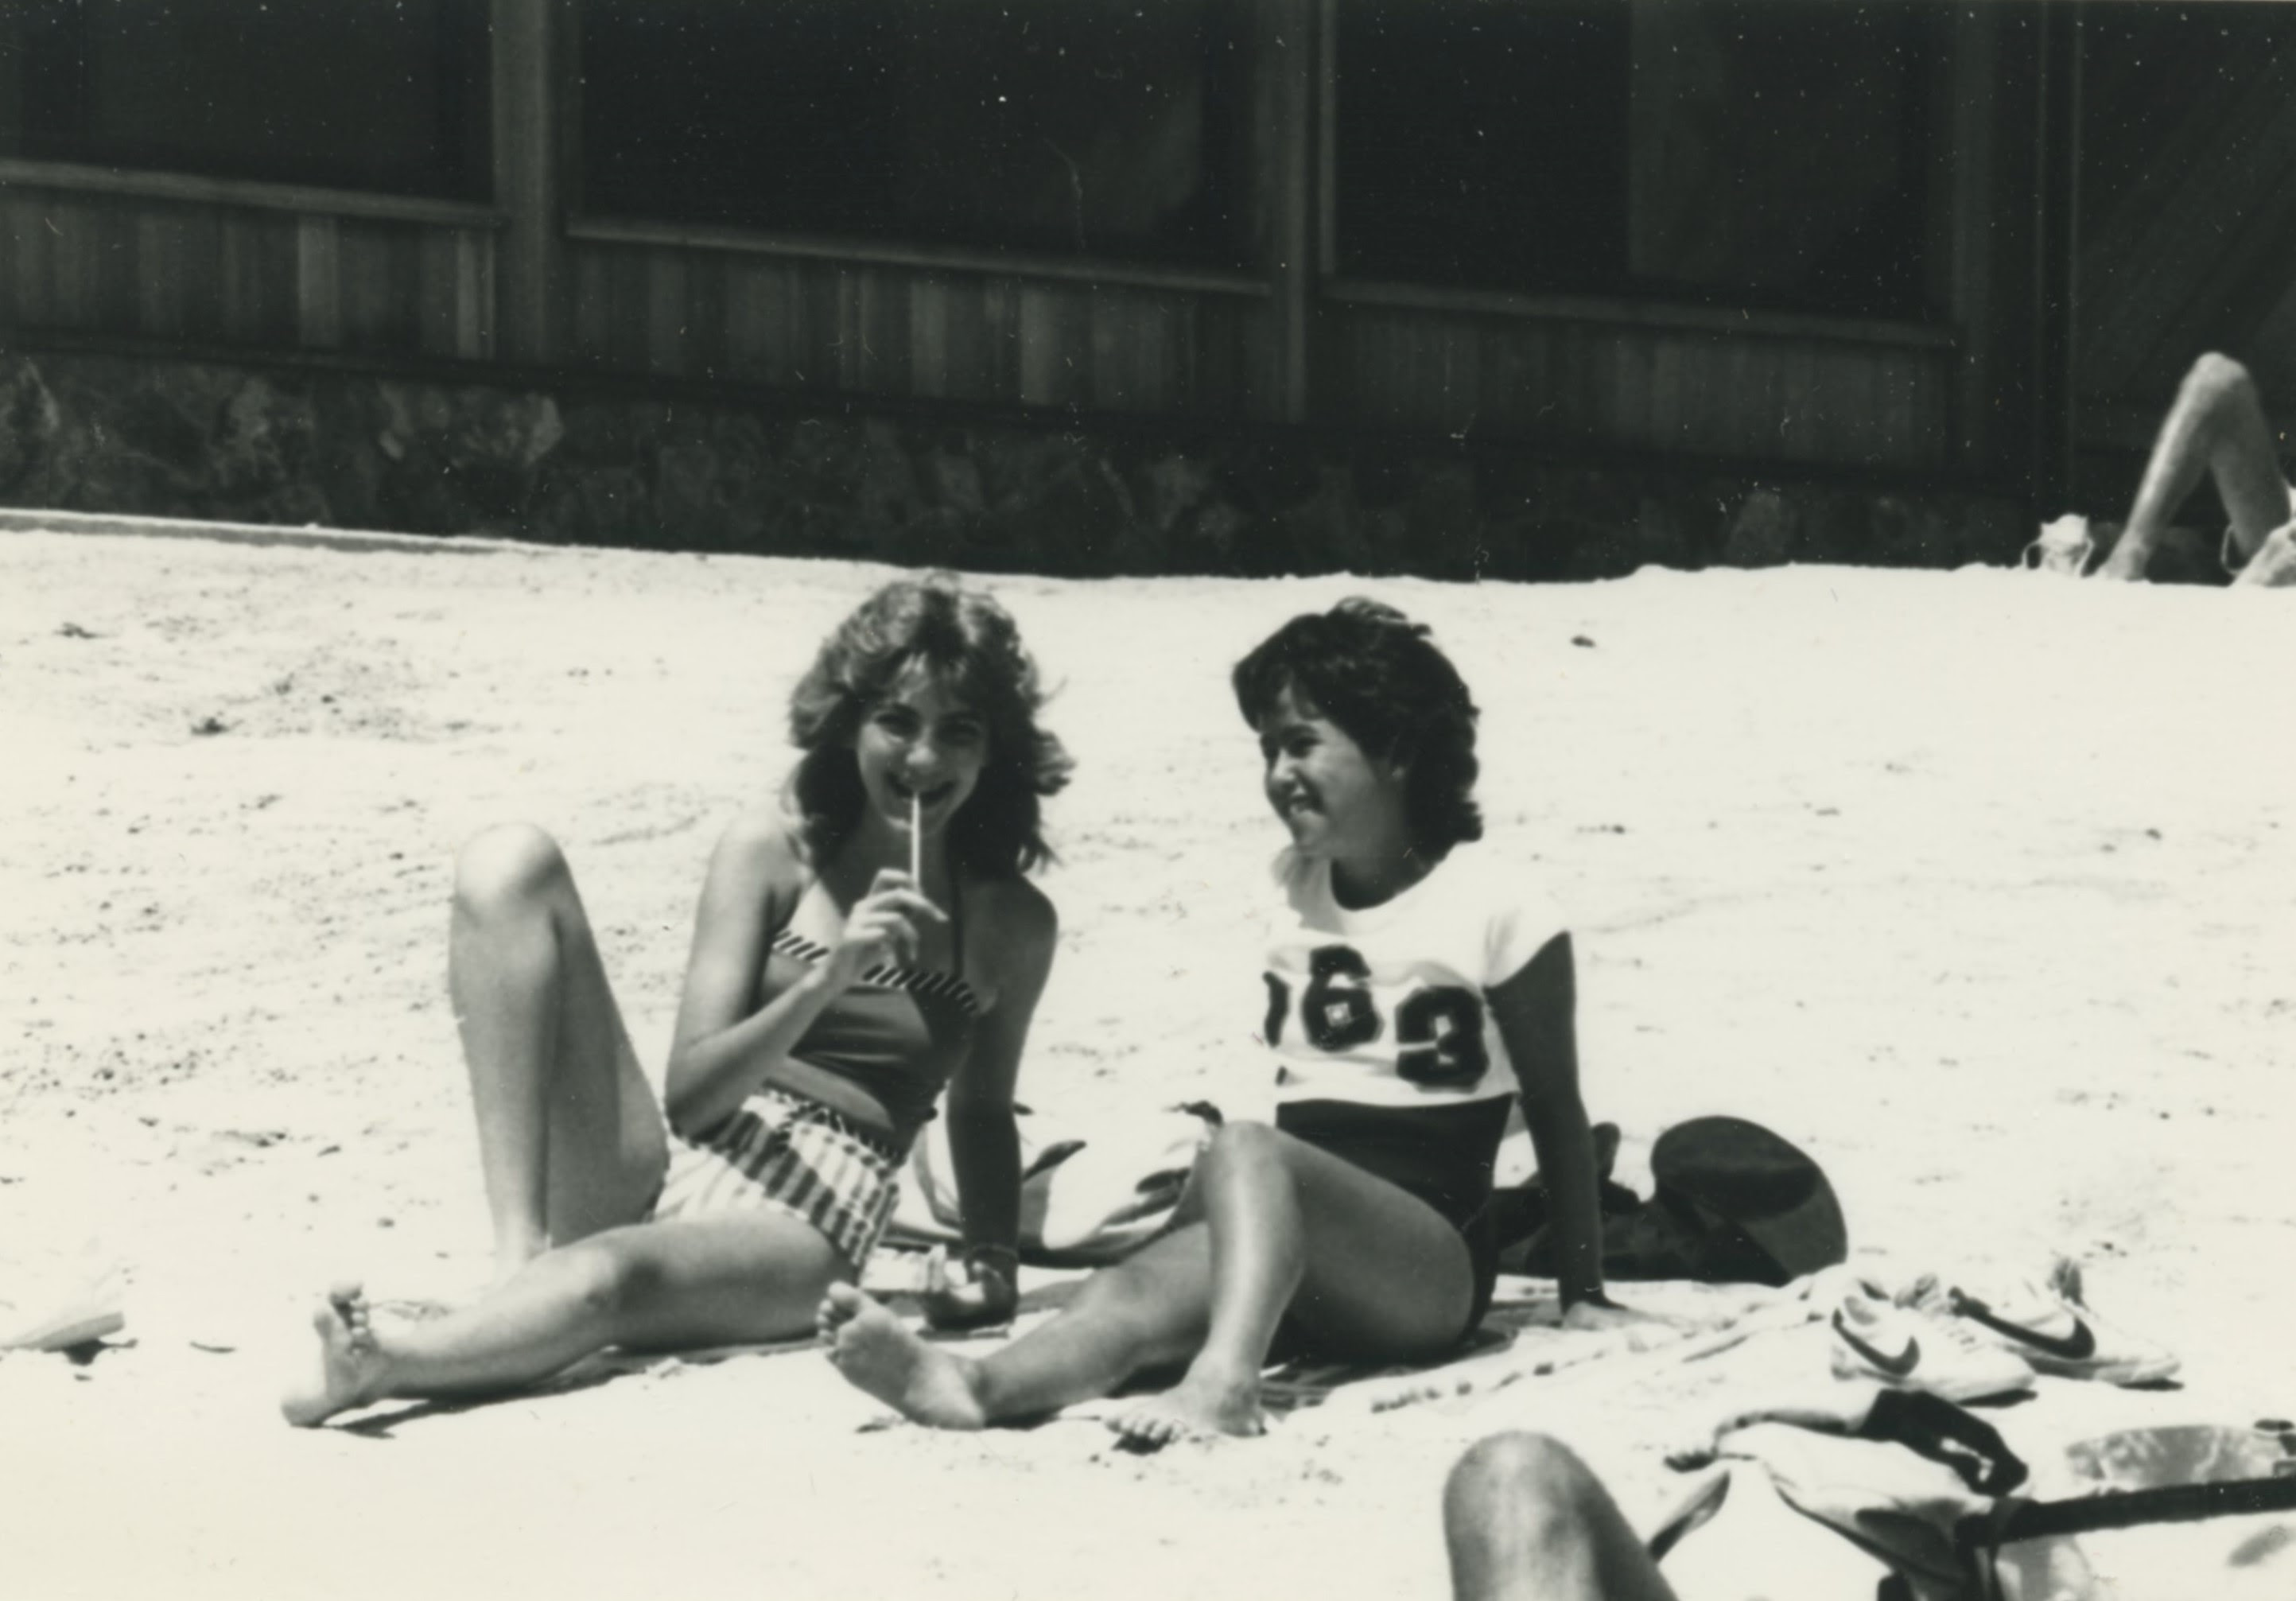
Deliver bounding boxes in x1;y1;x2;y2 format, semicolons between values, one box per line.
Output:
756;880;980;1152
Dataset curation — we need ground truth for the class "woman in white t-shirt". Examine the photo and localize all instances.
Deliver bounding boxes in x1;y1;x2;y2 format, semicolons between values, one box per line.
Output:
819;598;1655;1445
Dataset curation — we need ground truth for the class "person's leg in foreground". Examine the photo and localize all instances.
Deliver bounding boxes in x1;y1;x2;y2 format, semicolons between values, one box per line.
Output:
1445;1433;1680;1601
2099;352;2294;581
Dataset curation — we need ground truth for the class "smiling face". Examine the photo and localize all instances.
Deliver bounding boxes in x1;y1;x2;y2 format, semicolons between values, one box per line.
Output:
851;661;989;844
1255;682;1412;869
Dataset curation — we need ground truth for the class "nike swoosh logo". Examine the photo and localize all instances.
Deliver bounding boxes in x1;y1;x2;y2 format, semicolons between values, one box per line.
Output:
1953;1293;2097;1362
1833;1310;1921;1378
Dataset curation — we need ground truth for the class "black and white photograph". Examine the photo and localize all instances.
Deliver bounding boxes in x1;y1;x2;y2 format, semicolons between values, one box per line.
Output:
2;3;2291;1598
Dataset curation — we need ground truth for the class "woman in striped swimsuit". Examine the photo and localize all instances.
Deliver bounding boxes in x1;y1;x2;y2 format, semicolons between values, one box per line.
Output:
283;574;1068;1426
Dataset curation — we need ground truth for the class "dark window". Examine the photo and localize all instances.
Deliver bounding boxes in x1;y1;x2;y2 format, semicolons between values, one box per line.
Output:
580;0;1259;270
0;0;489;198
1336;0;1937;318
1337;2;1630;294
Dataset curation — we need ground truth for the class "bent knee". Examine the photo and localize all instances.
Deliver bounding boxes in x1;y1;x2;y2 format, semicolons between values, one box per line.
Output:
1199;1117;1284;1173
1446;1432;1601;1525
454;823;571;919
1076;1256;1191;1323
562;1237;665;1323
2184;352;2258;409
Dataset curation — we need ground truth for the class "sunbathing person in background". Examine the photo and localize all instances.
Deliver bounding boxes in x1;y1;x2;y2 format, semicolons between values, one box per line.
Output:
2090;352;2296;585
821;597;1659;1446
282;574;1067;1425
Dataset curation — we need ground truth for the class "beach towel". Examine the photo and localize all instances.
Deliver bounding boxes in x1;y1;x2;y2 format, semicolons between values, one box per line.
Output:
1046;1274;1829;1430
1272;1274;1828;1421
886;1105;1211;1265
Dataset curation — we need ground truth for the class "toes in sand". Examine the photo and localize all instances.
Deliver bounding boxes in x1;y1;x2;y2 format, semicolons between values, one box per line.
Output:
818;1283;988;1431
1108;1366;1266;1451
280;1280;389;1428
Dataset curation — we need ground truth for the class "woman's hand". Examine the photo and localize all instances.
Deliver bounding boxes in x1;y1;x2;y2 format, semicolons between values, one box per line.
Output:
821;869;945;991
919;1245;1020;1331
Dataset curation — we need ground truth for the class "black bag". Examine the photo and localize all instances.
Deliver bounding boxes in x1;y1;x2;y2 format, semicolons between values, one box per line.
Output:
1501;1115;1847;1288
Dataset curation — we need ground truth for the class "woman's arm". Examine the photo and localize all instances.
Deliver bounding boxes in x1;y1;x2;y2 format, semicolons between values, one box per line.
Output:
925;879;1059;1328
662;810;938;1138
1487;932;1609;1309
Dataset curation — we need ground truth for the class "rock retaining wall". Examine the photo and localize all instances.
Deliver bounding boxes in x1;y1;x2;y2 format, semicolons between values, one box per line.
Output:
0;347;2030;578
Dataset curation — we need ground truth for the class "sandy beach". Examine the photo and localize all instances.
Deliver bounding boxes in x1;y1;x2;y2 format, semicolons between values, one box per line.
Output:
2;521;2290;1599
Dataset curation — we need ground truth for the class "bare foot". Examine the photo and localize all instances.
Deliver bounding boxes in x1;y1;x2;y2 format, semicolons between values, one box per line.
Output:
280;1281;390;1428
816;1284;988;1430
2232;522;2296;587
481;1230;549;1296
1107;1360;1265;1450
2094;536;2153;581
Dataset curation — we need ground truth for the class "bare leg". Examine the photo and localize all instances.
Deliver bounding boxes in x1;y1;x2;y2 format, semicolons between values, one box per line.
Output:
282;1214;844;1425
817;1226;1213;1431
1446;1434;1680;1601
1111;1120;1474;1445
2100;353;2292;581
818;1120;1476;1442
449;825;667;1277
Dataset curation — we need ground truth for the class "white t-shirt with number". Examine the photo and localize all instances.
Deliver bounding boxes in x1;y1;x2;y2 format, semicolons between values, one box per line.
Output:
1259;845;1568;1112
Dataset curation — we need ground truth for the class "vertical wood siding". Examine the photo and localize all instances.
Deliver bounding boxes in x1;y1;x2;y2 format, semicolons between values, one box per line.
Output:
1335;306;1952;471
0;185;497;362
556;237;1277;423
0;183;1955;472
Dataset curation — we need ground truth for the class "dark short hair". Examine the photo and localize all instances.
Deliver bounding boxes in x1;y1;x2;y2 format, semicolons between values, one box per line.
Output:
1231;596;1483;856
788;573;1071;877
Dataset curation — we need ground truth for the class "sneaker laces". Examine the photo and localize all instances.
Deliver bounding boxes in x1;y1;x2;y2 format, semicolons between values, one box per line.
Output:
1949;1280;2088;1343
1840;1289;1999;1362
1892;1273;2061;1351
1925;1308;2026;1362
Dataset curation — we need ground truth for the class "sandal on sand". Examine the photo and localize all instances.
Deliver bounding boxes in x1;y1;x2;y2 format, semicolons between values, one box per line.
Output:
1;1263;127;1352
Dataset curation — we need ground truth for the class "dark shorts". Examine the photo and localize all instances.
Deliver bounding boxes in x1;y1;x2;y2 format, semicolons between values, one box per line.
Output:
1274;1094;1513;1351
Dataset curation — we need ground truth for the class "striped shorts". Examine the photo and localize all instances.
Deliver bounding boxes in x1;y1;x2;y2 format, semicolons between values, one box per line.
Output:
653;1086;902;1269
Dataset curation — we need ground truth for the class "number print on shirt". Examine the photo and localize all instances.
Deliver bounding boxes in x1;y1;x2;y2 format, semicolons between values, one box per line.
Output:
1394;985;1490;1087
1265;943;1490;1086
1302;945;1383;1051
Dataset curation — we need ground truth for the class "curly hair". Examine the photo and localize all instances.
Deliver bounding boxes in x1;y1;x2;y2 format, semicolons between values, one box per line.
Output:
787;573;1071;878
1231;596;1483;857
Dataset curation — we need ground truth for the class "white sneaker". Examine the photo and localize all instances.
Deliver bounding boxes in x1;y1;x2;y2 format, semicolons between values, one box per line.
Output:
1828;1288;2036;1402
1915;1265;2180;1387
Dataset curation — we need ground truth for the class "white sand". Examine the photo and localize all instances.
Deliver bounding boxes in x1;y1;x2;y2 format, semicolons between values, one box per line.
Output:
0;524;2290;1599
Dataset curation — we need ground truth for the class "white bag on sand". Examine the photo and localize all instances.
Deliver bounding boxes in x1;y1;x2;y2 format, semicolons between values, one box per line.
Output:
887;1106;1211;1264
1725;1413;2296;1601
